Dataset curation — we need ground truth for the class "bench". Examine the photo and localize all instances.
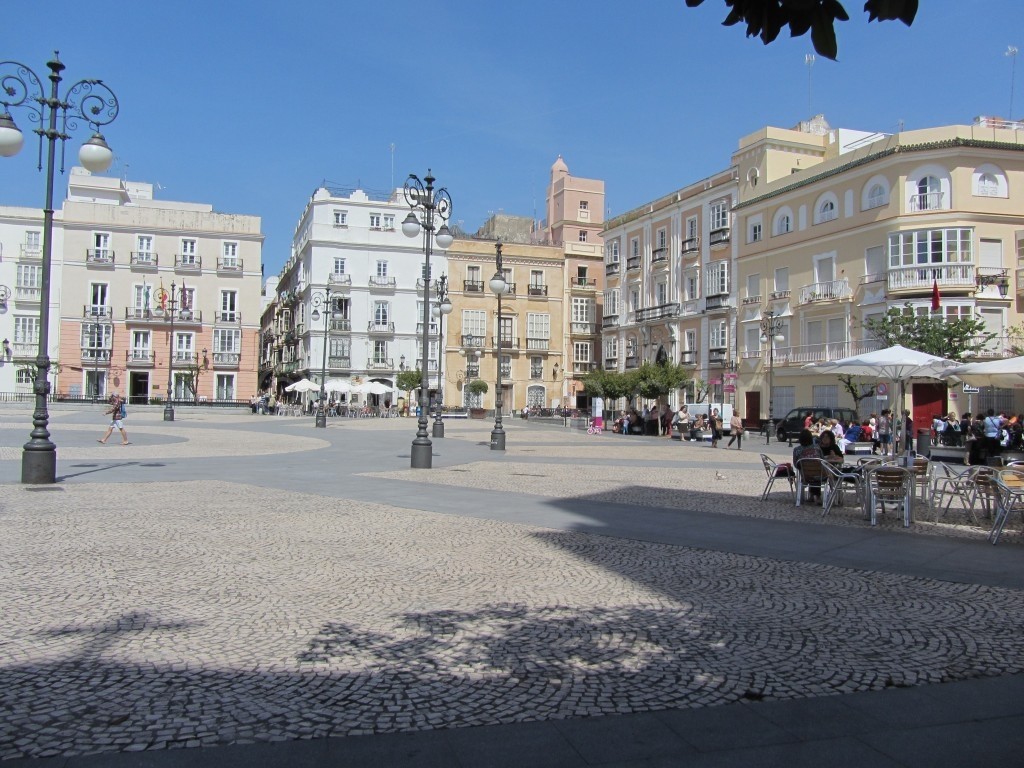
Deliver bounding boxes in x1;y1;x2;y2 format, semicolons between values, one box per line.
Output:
845;443;874;456
929;445;969;464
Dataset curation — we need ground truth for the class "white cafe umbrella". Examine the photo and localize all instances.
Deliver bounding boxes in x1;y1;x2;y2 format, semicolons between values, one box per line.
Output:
323;378;353;394
284;379;320;393
356;380;392;396
942;356;1024;389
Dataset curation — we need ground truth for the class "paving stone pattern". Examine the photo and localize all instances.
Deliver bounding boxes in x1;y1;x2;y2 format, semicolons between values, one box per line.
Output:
2;480;1023;759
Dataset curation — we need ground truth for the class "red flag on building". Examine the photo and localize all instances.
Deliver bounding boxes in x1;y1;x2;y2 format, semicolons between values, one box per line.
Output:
931;279;941;311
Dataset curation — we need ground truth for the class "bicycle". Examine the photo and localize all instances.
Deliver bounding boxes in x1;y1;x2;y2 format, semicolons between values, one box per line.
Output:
587;420;603;435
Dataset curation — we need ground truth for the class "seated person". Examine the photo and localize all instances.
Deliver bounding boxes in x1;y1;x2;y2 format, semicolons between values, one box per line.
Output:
838;422;862;453
859;421;873;442
689;414;706;442
793;429;825;500
819;429;846;460
628;410;643;435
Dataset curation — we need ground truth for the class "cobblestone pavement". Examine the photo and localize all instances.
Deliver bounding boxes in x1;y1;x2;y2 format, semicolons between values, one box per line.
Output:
2;479;1024;760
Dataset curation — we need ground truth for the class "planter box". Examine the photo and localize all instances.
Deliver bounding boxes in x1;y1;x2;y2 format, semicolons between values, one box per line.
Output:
469;408;486;419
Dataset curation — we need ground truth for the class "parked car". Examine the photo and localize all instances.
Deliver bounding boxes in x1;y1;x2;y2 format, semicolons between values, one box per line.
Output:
776;406;858;442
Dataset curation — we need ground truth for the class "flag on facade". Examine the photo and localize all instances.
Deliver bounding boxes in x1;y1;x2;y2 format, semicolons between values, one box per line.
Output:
180;280;188;310
931;279;941;311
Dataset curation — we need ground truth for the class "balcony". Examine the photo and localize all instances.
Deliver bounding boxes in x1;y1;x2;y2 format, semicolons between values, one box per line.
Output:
19;244;41;259
416;322;439;334
626;256;641;271
769;289;791;301
634;303;679;322
367;358;394;370
708;228;730;246
530;367;543;380
573;361;597;374
171;351;199;367
571;277;597;290
462;334;485;348
604;357;618;369
330;273;352;288
368;276;397;289
125;307;203;324
280;361;300;373
605;261;620;277
527;284;548;297
86;249;114;266
909;192;945;212
888;263;975;294
798;278;852;305
492;335;520;349
708;347;728;365
502;282;517;296
464;365;480;378
175;254;202;270
130;252;158;269
680;300;701;317
212;352;240;368
215;311;242;326
741;295;762;306
624;355;639;369
15;286;40;302
679;350;697;366
328;356;351;369
81;349;112;366
83;305;113;319
125;349;155;367
217;258;243;273
601;314;618;329
651;247;669;266
570;321;597;335
770;339;882;366
526;337;549;351
329;318;351;332
464;280;484;293
681;237;700;255
368;321;395;334
704;295;733;312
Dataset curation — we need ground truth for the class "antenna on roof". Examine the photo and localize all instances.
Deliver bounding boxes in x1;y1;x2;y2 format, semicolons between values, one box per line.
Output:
1008;45;1019;121
805;54;815;118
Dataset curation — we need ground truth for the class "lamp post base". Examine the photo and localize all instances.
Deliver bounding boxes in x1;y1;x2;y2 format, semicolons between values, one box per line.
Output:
315;412;327;428
22;446;56;484
163;405;175;422
432;419;445;438
490;426;505;451
410;439;433;468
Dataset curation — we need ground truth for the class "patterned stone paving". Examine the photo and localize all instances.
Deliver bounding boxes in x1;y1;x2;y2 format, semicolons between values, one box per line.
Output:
2;481;1023;759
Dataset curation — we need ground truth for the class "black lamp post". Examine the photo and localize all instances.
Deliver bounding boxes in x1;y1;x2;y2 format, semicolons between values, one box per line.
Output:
90;310;103;403
158;282;187;422
0;53;119;484
431;274;452;438
489;240;508;451
309;276;337;429
760;310;785;444
401;170;454;469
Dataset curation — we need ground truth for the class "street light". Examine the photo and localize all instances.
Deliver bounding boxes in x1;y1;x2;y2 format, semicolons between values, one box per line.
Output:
489;240;508;451
90;310;104;403
309;276;337;429
431;274;453;438
402;170;454;469
156;282;188;422
0;53;119;484
760;310;785;445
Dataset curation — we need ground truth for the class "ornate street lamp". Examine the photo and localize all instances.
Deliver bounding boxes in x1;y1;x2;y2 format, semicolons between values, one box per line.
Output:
760;310;785;445
309;275;337;429
489;240;508;451
155;282;189;422
431;274;452;438
0;53;119;484
402;170;454;469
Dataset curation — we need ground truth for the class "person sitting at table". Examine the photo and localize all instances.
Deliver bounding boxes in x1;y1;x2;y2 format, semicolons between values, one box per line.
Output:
818;429;845;460
793;429;825;501
838;421;862;454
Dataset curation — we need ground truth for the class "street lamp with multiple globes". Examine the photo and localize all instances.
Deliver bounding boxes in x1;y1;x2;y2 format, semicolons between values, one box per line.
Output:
431;274;452;438
401;170;454;469
0;52;119;484
156;281;191;422
760;310;785;445
309;276;338;429
488;240;509;451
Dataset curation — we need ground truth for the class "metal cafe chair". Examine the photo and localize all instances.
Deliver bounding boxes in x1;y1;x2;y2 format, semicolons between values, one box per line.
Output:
820;460;863;519
864;465;914;527
760;454;796;502
990;470;1024;545
795;458;826;507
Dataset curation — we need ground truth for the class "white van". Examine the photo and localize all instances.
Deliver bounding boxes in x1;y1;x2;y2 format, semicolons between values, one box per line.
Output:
681;403;734;434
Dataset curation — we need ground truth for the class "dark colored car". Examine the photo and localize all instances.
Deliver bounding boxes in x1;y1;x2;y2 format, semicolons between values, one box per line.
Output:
776;407;858;442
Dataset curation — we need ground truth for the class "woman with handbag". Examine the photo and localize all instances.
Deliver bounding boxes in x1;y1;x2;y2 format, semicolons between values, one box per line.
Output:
727;412;744;450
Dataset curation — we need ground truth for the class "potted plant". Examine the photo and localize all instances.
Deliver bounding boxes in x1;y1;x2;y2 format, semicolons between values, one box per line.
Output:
466;379;489;418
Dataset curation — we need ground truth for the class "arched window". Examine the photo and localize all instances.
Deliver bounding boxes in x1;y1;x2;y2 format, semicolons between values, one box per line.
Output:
977;173;999;196
867;184;887;208
773;207;793;236
817;199;836;223
913;175;942;211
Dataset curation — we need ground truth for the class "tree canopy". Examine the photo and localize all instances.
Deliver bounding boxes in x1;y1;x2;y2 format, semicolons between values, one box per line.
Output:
684;0;918;60
863;304;996;361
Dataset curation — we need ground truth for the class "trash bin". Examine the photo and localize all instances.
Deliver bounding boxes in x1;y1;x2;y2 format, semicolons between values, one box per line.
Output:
916;428;931;458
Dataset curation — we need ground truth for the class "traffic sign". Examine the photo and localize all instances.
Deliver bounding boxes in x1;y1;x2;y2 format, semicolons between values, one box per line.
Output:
962;383;980;394
876;382;888;396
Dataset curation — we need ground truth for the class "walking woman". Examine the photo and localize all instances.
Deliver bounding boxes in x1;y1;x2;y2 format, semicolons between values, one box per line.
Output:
726;411;744;450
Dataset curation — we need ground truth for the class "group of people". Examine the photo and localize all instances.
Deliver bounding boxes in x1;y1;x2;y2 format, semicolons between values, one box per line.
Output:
935;408;1024;465
610;404;746;449
797;409;900;456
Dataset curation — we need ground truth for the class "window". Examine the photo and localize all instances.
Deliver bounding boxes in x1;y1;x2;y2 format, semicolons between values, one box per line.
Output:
16;369;33;385
214;328;240;354
220;290;238;321
657;228;667;249
630;238;639;258
467;265;480;283
607;240;619;261
911;175;943;211
374;301;389;324
15;316;40;344
462;309;486;336
333;210;348;226
181;287;196;313
330;337;350;357
376;260;388;277
710;320;728;349
865;183;888;209
605;288;619;316
626;336;638;357
774;267;789;293
80;322;110;350
333;257;346;275
16;264;41;293
705;261;729;296
382;214;395;230
24;231;41;253
684;329;696;355
527;313;550;340
604;338;618;358
578;230;588;242
973;165;1007;198
369;213;382;229
887;228;973;267
89;283;109;316
180;239;197;264
774;208;793;235
574;342;591;362
710;200;729;231
137;235;154;254
579;200;589;211
656;281;668;305
130;330;151;356
750;222;762;243
746;273;760;299
745;325;761;355
222;242;238;265
812;384;839;409
572;297;594;324
530;270;544;287
373;340;388;362
215;374;235;401
684;266;700;301
977;173;999;196
530;356;543;379
686;216;698;240
816;199;836;224
629;288;639;313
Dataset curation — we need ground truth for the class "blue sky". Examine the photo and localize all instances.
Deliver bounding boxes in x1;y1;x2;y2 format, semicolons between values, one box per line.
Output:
2;1;1019;277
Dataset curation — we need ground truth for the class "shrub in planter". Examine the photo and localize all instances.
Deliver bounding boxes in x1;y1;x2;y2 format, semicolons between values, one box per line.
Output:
466;380;488;418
